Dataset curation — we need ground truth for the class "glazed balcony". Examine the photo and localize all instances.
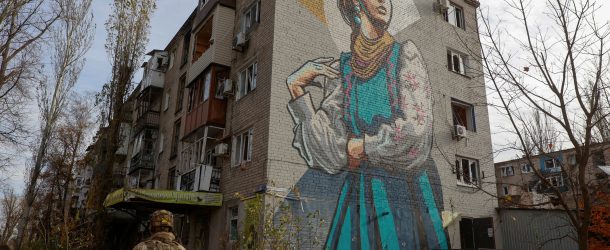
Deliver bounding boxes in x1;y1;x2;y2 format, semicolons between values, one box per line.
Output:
186;4;235;84
183;65;228;141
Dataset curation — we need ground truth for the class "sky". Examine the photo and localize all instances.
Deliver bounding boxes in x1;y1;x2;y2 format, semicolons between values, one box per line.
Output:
3;0;197;193
4;0;610;193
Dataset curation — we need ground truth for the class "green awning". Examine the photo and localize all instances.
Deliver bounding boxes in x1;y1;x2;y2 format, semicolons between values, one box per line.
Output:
104;188;222;208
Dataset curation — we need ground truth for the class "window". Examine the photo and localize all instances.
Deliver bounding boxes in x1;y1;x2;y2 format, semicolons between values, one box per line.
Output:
181;34;190;66
502;186;509;196
232;129;253;167
203;149;217;166
451;99;475;131
567;154;577;166
444;3;465;29
176;76;186;113
500;166;514;177
455;156;480;186
156;57;164;70
592;150;605;166
163;92;170;111
242;1;260;34
171;120;181;157
192;19;213;62
215;70;229;100
229;206;239;241
168;167;176;190
447;50;466;74
545;158;558;169
202;70;211;102
546;175;564;187
237;62;257;99
520;163;532;173
180;169;195;191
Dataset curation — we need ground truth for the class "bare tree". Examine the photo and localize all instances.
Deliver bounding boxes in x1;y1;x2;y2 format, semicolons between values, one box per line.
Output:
86;0;155;248
14;0;93;248
0;188;21;245
477;0;610;248
0;0;59;144
58;95;93;247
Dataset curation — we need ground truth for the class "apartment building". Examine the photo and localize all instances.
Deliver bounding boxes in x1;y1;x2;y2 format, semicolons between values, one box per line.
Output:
99;0;504;249
495;144;610;209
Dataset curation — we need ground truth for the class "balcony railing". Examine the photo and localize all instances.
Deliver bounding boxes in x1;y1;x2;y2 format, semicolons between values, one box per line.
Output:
134;111;160;133
129;152;155;174
178;164;220;192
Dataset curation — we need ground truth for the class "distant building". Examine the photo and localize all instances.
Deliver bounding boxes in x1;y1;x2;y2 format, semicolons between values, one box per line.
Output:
494;144;610;209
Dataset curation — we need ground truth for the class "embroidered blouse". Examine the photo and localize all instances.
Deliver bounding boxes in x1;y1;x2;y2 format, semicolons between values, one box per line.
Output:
288;40;433;174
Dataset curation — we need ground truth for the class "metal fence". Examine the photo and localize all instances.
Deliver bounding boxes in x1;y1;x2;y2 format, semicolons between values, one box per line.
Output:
499;208;578;250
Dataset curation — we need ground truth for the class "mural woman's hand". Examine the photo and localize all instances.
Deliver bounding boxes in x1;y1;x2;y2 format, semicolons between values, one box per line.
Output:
287;57;339;99
347;138;365;169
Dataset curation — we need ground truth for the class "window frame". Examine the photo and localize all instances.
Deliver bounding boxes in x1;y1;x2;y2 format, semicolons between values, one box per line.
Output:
444;3;465;29
455;156;480;187
500;166;514;177
520;163;532;173
546;175;564;187
544;158;559;169
242;0;261;34
451;98;476;132
232;128;253;167
236;61;258;100
229;206;239;241
447;49;466;75
179;169;196;191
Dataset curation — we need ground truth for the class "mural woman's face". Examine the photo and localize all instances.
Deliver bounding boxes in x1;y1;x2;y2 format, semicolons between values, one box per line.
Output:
356;0;392;27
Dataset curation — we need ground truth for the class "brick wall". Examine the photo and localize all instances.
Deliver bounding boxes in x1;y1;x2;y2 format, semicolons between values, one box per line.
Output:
264;0;498;249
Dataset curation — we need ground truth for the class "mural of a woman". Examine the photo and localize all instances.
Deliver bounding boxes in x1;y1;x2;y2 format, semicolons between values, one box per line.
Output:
286;0;448;249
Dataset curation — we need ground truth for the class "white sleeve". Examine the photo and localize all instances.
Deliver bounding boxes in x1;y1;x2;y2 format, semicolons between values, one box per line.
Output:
364;41;433;170
287;79;348;174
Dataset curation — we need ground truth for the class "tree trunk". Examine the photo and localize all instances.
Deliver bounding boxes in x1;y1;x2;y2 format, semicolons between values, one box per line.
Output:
15;128;51;249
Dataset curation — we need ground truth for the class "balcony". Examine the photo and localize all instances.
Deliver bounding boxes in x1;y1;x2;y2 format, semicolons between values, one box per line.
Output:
141;50;167;90
134;110;160;132
183;66;228;140
186;4;235;84
129;152;155;174
178;164;221;193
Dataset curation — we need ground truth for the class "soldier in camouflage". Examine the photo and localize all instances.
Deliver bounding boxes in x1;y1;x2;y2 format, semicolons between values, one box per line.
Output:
133;210;186;250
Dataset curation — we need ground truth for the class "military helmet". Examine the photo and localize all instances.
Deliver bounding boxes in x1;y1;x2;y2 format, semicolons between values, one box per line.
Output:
149;209;174;231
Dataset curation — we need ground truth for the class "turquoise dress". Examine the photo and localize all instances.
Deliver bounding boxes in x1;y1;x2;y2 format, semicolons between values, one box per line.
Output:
321;42;448;249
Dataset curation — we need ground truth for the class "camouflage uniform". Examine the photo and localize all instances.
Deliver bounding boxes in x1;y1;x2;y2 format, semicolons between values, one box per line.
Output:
132;231;186;250
133;210;186;250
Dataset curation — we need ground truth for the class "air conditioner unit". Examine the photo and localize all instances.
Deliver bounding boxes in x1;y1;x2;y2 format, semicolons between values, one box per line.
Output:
438;0;450;12
223;79;233;96
454;125;467;139
213;143;229;156
232;32;247;51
